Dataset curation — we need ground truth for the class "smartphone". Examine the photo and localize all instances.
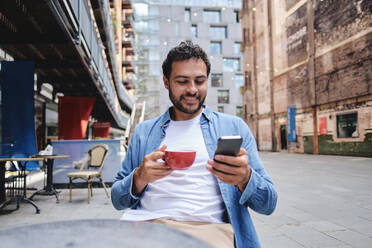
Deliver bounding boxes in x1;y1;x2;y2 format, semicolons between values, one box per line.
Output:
215;136;243;157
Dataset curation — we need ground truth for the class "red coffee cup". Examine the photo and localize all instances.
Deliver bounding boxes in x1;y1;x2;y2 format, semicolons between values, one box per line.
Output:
164;150;196;170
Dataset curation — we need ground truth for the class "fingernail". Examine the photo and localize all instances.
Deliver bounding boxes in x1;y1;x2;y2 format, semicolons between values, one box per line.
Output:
215;155;222;160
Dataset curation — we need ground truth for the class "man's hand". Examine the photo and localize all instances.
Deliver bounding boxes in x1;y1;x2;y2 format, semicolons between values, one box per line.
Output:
206;148;251;192
133;145;172;195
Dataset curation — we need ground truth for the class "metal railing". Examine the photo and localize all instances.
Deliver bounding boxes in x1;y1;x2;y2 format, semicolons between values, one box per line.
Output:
66;0;132;128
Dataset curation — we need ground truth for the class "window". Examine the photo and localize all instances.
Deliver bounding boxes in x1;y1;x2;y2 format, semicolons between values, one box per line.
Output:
185;8;191;22
217;90;229;104
210;41;222;55
223;58;241;72
243;28;250;44
243;0;248;10
234;10;240;23
203;10;221;23
235;74;244;88
191;24;198;38
244;71;250;87
218;106;224;113
211;74;223;87
236;106;243;117
234;42;242;55
337;113;358;138
210;26;227;39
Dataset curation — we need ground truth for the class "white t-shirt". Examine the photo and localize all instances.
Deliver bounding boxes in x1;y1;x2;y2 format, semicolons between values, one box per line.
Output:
121;113;225;223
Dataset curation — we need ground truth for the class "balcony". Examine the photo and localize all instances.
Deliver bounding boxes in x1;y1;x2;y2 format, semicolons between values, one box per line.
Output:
122;0;132;9
122;38;133;48
0;0;132;128
123;19;132;29
123;59;133;68
126;48;134;56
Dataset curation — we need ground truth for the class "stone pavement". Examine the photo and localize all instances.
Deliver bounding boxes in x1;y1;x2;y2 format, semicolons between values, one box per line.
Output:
0;152;371;247
253;152;372;248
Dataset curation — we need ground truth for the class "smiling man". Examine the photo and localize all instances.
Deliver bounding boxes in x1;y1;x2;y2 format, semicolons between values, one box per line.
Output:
111;41;277;248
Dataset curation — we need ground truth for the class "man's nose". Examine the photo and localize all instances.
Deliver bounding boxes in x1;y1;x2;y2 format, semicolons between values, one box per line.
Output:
186;82;197;94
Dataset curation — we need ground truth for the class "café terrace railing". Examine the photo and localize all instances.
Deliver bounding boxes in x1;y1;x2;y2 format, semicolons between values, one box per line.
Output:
65;0;133;128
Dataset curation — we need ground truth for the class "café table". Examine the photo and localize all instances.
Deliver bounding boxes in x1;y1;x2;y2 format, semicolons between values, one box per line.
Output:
0;157;45;214
28;155;70;203
0;219;212;248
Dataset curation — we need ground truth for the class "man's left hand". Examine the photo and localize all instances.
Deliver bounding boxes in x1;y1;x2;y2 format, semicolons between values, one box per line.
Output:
207;148;251;192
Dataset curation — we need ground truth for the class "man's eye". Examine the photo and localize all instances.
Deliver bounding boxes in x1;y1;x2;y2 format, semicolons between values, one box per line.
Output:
195;80;205;85
177;81;187;84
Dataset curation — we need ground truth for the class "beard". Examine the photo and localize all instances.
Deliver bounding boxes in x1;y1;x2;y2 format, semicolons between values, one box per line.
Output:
169;88;206;115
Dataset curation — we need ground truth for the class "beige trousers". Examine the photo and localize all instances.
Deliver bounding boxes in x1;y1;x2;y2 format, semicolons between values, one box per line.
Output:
151;219;235;248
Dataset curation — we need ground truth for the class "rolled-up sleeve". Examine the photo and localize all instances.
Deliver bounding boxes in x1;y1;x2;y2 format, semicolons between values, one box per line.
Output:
238;120;278;215
111;127;145;210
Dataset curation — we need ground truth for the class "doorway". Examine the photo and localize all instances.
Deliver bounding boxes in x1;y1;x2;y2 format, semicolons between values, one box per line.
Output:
280;125;287;150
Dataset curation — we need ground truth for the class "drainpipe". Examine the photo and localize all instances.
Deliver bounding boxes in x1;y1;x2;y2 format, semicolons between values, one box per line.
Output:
268;0;277;151
251;0;259;149
307;0;318;154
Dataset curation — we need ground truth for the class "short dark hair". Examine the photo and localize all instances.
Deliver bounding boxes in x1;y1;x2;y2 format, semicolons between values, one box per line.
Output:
162;41;211;80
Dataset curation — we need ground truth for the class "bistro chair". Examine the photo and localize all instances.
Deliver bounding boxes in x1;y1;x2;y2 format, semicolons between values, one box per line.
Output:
67;144;109;204
2;160;40;213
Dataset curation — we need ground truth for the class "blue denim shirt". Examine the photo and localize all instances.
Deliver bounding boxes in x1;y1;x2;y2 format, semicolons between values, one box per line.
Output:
112;106;277;248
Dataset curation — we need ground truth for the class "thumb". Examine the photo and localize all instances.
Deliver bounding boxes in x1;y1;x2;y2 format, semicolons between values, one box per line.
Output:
157;144;167;152
237;147;247;156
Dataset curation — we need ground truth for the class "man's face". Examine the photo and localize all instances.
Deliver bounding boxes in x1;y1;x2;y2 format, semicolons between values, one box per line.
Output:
164;58;208;120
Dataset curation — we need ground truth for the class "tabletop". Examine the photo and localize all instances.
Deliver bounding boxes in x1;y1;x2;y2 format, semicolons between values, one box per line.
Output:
29;155;70;159
0;219;212;248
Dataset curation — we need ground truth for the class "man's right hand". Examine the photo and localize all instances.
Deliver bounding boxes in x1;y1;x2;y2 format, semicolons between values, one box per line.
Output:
133;144;172;195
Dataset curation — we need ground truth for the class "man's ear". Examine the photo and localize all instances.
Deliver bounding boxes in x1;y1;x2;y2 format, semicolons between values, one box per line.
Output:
163;76;169;90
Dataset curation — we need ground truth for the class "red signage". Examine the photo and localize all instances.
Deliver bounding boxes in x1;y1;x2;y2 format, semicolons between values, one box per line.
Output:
319;116;327;135
58;96;95;140
93;122;111;138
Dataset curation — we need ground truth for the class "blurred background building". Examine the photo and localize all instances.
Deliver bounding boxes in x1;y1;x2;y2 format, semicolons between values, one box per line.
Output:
131;0;244;119
240;0;371;156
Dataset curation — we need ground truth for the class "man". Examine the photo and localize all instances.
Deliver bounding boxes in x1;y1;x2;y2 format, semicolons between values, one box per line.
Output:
111;41;277;248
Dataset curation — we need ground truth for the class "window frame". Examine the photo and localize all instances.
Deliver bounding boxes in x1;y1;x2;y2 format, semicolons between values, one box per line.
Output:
203;9;221;23
234;10;240;23
223;57;241;72
191;24;198;38
210;26;227;39
218;106;224;113
336;112;358;138
217;89;230;104
234;74;244;88
210;41;222;55
211;73;223;87
184;8;191;22
234;42;242;55
236;106;243;117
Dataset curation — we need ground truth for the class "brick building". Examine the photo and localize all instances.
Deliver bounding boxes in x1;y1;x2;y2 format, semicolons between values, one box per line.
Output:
240;0;372;156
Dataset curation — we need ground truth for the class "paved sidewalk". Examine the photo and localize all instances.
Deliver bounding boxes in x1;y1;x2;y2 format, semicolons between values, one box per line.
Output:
0;152;371;247
254;152;372;248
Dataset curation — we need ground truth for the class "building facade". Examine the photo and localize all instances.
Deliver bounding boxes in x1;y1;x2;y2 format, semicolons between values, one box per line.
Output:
131;0;244;119
241;0;372;156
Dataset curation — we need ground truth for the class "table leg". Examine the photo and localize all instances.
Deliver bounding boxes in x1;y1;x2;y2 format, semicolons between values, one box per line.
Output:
17;161;41;214
0;162;5;205
28;159;60;203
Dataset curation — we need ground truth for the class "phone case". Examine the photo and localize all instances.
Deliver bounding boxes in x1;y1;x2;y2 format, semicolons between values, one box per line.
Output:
215;136;243;156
